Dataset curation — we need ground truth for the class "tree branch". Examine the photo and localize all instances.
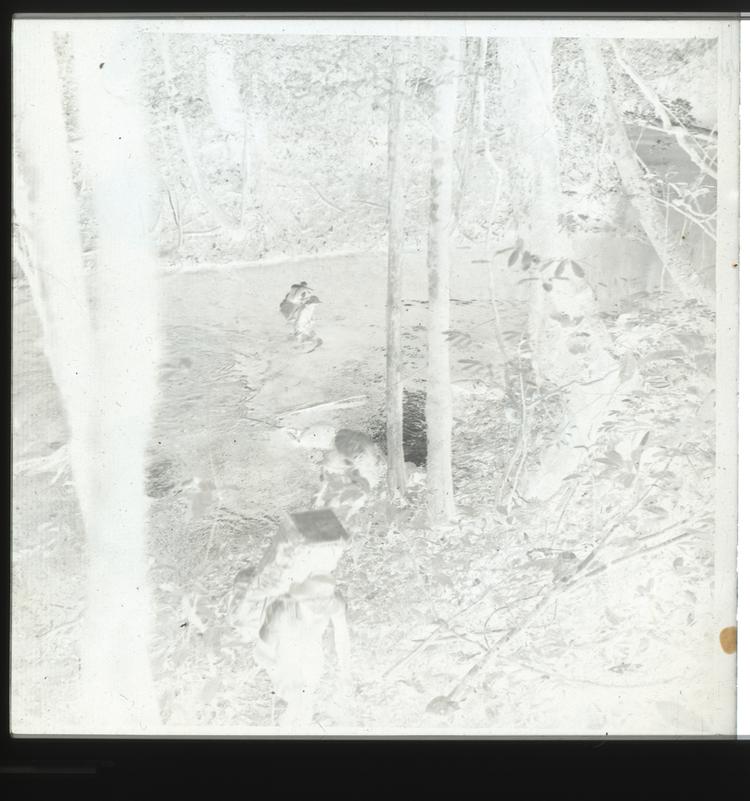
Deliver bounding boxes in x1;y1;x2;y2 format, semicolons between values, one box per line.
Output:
609;41;717;180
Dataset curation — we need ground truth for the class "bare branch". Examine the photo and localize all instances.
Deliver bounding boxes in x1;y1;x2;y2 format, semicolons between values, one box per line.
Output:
609;41;718;180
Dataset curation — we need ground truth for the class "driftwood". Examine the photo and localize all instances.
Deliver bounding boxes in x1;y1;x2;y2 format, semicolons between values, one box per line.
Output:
277;394;368;418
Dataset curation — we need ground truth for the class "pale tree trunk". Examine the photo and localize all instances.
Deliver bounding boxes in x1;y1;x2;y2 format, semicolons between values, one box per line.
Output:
14;23;161;732
160;35;245;239
13;34;99;741
70;24;162;733
455;38;479;223
476;37;508;363
247;74;270;252
205;43;267;251
497;39;637;504
580;39;714;310
13;29;95;467
14;24;162;733
205;45;244;133
426;38;460;521
385;38;408;499
496;39;561;259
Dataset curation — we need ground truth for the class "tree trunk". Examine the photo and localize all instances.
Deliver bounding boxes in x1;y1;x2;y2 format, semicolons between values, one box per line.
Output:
13;28;95;469
205;45;244;133
426;38;460;521
455;38;479;223
476;37;508;364
496;39;560;258
70;25;162;733
580;39;714;309
14;23;161;733
160;35;244;238
497;39;636;504
385;38;408;499
205;43;267;252
246;74;270;253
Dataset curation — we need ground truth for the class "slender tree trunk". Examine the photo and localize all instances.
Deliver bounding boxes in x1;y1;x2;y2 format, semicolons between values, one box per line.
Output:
385;38;408;498
455;38;479;223
166;186;184;252
580;39;714;309
160;35;244;237
247;74;270;253
205;44;267;252
205;45;244;133
426;38;460;521
497;37;563;387
476;37;509;364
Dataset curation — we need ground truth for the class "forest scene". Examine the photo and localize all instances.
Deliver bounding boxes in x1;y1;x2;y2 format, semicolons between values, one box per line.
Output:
11;19;739;735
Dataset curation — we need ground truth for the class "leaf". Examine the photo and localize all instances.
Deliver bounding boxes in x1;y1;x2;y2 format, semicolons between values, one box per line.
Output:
521;251;533;269
542;282;553;292
570;260;585;277
554;260;567;278
458;359;484;374
508;248;521;266
443;330;472;347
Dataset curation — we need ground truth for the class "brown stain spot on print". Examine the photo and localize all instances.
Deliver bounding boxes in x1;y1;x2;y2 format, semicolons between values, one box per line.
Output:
719;626;737;655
